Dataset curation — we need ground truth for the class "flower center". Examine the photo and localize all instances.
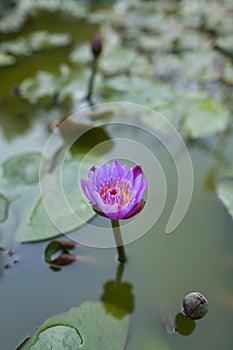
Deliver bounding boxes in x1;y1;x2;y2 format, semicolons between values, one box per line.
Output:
99;179;132;206
110;188;117;196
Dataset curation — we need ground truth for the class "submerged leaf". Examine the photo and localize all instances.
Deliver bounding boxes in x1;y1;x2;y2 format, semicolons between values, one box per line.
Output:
20;302;129;350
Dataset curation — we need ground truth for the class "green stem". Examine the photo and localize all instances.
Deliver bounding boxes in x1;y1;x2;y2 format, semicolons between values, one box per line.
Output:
111;220;127;264
86;56;98;103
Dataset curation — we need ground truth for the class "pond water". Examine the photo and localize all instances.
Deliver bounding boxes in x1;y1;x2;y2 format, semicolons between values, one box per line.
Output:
0;2;233;350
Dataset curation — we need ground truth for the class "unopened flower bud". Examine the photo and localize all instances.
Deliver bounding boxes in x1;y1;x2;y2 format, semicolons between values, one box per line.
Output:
183;292;208;320
91;34;102;57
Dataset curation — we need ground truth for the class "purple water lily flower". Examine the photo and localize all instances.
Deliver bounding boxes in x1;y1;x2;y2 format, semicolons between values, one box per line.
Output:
81;160;148;220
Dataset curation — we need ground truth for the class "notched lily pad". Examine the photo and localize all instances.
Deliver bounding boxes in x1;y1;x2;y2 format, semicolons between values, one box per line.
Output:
20;301;129;350
16;155;97;242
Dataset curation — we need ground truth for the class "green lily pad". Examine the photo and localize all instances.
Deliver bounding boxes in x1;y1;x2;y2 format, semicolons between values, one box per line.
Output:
0;150;98;242
20;70;58;104
20;301;129;350
29;31;71;51
30;326;81;350
0;152;43;201
0;38;30;56
16;154;97;242
0;31;71;57
0;51;16;67
0;194;9;222
0;7;26;33
3;152;41;185
179;93;230;138
101;76;174;109
20;65;71;104
140;90;230;139
216;181;233;219
100;47;137;75
69;43;92;64
153;50;222;83
20;64;101;104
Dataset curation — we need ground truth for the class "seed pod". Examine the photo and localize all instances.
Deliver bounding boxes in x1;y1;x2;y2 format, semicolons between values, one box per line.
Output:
183;292;208;320
91;34;102;57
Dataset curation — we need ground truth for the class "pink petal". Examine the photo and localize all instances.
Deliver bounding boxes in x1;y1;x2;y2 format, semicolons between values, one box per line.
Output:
133;165;142;180
95;162;110;189
110;161;119;180
135;178;148;202
124;199;145;219
81;179;95;203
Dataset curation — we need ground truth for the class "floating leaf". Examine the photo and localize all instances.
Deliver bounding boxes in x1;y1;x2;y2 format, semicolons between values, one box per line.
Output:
100;47;137;75
0;51;16;67
179;93;231;138
101;76;174;109
16;155;98;242
216;180;233;220
0;31;71;57
0;194;9;222
0;152;44;201
20;301;129;350
153;49;222;83
20;65;102;104
20;65;71;104
0;38;31;56
45;240;77;266
30;326;81;350
2;152;41;185
140;90;231;138
175;313;196;336
20;71;58;104
69;43;92;64
29;31;71;51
